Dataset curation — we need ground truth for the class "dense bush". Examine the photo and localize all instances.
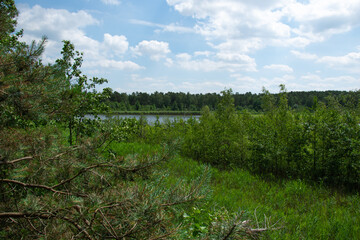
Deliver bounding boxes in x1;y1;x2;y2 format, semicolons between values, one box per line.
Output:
182;86;360;190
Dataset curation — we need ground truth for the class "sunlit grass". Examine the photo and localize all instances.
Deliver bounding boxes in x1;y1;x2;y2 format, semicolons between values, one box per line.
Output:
109;141;360;239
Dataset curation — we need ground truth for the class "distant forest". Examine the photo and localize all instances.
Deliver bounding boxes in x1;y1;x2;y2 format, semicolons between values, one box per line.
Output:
107;90;360;112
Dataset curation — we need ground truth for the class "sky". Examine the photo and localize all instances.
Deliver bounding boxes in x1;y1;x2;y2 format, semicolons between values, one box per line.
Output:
15;0;360;93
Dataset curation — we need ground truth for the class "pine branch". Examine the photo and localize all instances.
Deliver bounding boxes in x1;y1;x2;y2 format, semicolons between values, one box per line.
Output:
0;146;79;165
221;214;244;240
0;212;94;240
161;196;203;207
149;224;182;240
0;156;33;165
0;179;86;197
52;163;114;189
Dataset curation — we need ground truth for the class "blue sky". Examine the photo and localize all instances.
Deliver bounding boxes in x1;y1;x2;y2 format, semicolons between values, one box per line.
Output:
16;0;360;93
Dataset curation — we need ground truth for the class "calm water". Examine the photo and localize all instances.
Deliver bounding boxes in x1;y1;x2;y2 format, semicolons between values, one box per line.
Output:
85;114;200;124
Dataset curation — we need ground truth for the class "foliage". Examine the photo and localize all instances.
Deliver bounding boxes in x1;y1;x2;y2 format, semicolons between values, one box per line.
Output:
54;40;110;145
0;125;209;239
106;88;360;113
0;2;266;239
159;150;360;239
180;85;360;190
182;89;249;168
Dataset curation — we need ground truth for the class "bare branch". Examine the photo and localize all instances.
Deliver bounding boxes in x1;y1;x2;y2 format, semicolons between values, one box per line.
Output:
99;209;118;239
46;146;80;161
120;222;137;238
0;212;94;240
149;224;182;240
0;156;33;165
221;213;244;240
0;179;86;197
52;163;114;189
52;155;167;189
0;146;80;166
61;216;94;240
161;196;203;207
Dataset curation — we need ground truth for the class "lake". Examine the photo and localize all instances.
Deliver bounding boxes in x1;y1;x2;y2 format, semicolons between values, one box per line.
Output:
85;114;200;124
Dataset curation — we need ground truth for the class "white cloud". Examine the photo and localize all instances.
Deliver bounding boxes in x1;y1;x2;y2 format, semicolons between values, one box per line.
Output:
318;51;360;68
86;60;143;70
130;19;194;33
291;50;318;60
18;5;98;40
126;74;176;92
131;40;171;61
103;33;129;56
17;5;141;72
216;52;255;63
264;64;294;73
194;51;212;57
101;0;121;5
283;1;360;34
172;52;257;72
297;74;359;91
167;0;360;54
176;53;192;61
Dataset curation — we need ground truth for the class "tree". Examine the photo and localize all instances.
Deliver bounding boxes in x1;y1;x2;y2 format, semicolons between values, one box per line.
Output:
54;40;109;145
0;2;207;238
0;0;55;128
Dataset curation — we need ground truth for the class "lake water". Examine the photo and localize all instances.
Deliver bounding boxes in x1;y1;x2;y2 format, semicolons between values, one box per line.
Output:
85;114;200;125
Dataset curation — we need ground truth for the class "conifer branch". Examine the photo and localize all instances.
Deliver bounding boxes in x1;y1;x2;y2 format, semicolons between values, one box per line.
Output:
0;212;94;240
0;156;33;165
0;179;86;197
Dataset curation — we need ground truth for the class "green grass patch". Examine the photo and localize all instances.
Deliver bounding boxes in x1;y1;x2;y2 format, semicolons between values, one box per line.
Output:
107;141;360;239
160;149;360;239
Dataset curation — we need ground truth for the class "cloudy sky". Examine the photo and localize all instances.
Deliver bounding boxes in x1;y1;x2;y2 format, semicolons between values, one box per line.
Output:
16;0;360;93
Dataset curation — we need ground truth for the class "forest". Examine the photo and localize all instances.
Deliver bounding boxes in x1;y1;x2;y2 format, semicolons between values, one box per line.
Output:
107;89;360;112
1;1;360;239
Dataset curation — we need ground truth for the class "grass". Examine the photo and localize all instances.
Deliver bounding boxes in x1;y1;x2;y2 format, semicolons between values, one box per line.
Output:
109;141;360;239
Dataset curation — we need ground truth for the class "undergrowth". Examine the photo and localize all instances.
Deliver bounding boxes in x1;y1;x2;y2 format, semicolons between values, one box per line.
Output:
114;142;360;239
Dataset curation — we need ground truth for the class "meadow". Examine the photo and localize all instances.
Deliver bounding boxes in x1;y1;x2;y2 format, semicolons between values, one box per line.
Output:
108;139;360;239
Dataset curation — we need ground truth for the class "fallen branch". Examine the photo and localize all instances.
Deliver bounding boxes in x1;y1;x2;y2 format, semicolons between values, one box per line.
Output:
221;213;244;240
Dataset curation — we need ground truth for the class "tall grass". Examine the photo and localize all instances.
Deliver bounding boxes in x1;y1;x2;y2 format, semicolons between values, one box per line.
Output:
155;144;360;239
109;141;360;239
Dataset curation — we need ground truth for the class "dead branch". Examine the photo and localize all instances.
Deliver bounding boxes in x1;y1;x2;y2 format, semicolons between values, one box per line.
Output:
61;216;94;240
99;209;118;239
161;196;203;207
90;201;131;229
0;212;53;219
46;146;80;161
0;179;86;197
120;222;137;238
221;213;244;240
52;163;114;189
149;224;182;240
0;212;94;240
0;146;80;166
52;156;167;189
0;156;33;165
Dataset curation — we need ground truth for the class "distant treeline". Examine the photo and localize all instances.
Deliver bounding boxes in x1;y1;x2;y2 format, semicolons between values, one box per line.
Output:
107;90;360;112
